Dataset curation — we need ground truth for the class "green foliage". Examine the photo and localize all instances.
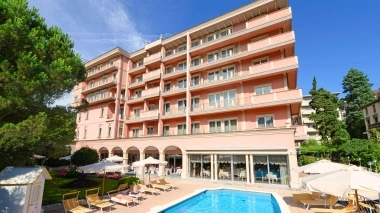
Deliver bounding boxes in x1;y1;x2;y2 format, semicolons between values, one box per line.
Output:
45;158;70;167
298;155;317;166
332;128;351;146
64;170;79;178
118;177;140;188
0;0;86;170
342;69;376;138
71;147;99;166
309;78;342;140
369;129;380;144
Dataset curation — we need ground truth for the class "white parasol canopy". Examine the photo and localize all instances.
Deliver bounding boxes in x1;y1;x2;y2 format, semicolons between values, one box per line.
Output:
302;166;380;212
33;154;46;159
59;155;72;161
295;159;350;174
105;155;123;163
132;156;167;167
77;161;128;173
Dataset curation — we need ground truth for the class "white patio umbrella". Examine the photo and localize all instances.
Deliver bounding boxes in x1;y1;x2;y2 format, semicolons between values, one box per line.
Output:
59;155;72;161
302;166;380;212
32;154;46;159
295;159;350;174
105;155;123;163
78;161;128;198
132;157;168;183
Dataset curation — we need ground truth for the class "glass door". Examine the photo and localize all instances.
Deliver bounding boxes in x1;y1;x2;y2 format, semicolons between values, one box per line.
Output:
222;91;236;107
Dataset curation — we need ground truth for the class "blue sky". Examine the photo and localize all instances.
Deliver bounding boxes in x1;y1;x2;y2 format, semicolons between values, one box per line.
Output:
27;0;380;105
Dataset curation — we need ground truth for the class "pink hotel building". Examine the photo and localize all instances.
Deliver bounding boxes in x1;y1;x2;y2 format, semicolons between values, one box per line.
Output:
71;0;307;188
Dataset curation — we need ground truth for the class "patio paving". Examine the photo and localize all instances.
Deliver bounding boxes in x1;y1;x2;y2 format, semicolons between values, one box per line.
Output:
43;177;314;213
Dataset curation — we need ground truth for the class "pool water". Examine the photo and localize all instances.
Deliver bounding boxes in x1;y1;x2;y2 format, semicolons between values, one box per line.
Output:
159;189;282;213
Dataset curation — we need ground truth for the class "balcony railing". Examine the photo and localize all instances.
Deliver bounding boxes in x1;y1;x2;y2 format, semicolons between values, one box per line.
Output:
190;89;302;113
142;69;161;81
86;62;119;79
144;52;161;64
162;107;187;117
246;7;291;29
249;56;298;75
86;92;116;104
82;78;117;93
162;86;186;96
162;67;186;79
127;87;160;102
247;31;294;52
126;110;159;122
129;63;145;73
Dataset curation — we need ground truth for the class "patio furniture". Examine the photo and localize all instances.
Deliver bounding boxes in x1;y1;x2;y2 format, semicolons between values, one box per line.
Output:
301;195;339;210
138;184;160;196
292;192;322;204
158;178;178;189
107;190;136;207
62;192;93;213
150;180;171;191
238;170;246;180
85;188;114;213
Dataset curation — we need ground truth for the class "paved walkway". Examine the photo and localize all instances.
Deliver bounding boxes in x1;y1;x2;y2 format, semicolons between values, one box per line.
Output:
44;178;313;213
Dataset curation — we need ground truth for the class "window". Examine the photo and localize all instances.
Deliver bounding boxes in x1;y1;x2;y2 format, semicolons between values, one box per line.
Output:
149;105;155;111
86;110;89;120
208;70;220;82
257;116;274;128
78;112;81;121
221;48;233;58
118;125;123;137
165;66;172;74
132;129;139;138
221;67;235;80
112;73;117;81
219;29;231;37
251;34;268;43
178;100;186;112
252;57;268;65
365;108;369;115
366;117;371;125
164;103;170;115
137;60;143;67
119;108;124;120
164;83;171;92
307;124;313;128
100;106;104;117
207;53;218;62
177;124;186;135
374;115;379;123
373;105;377;113
74;96;78;103
163;125;170;136
191;40;200;47
191;58;200;67
136;75;143;83
178;62;187;71
209;121;221;133
207;35;215;42
76;129;79;138
108;126;112;137
134;90;142;98
83;128;87;139
102;76;108;83
165;50;173;57
148;126;154;135
191;97;200;111
109;59;114;66
191;123;200;134
100;90;106;99
255;85;271;95
178;79;187;89
222;91;236;107
98;126;102;138
209;94;220;108
224;119;237;132
133;108;140;119
178;45;186;52
90;81;95;88
191;76;200;86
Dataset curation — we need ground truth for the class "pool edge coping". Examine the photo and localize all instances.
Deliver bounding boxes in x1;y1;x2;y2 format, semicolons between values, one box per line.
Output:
148;187;291;213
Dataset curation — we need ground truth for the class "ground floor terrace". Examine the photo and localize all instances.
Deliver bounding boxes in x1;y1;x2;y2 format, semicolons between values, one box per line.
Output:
75;127;300;188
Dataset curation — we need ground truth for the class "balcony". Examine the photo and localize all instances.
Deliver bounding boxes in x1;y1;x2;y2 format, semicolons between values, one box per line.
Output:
127;87;160;104
143;52;162;65
190;8;292;54
162;49;187;64
129;64;145;74
143;69;161;81
106;113;124;121
87;92;116;105
125;110;159;123
162;68;186;80
82;79;117;94
161;107;186;119
86;62;119;81
162;86;187;97
189;89;302;115
189;32;295;73
294;125;308;141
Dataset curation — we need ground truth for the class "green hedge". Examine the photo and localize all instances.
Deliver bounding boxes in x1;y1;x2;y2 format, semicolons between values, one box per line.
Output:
45;158;70;167
64;170;79;178
118;177;139;188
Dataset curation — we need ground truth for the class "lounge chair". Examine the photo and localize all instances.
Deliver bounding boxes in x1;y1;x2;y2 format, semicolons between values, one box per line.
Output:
158;178;178;189
293;192;322;204
150;180;171;191
311;202;356;213
85;188;114;213
138;183;160;196
62;192;93;213
107;189;136;207
301;195;339;210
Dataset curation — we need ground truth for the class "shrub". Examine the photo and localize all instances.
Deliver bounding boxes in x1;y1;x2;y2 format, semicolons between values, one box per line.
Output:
64;170;80;178
71;147;99;166
298;155;317;166
56;169;68;177
45;158;70;167
118;177;139;188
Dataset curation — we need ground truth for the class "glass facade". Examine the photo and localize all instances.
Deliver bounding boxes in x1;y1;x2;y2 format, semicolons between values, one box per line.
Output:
165;154;183;175
253;155;289;185
189;155;212;179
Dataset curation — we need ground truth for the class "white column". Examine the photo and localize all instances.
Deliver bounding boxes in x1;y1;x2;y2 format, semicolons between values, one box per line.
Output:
210;154;214;180
158;152;165;177
249;155;254;184
123;152;128;165
181;152;188;178
138;152;145;175
214;154;218;181
245;154;250;184
288;152;300;189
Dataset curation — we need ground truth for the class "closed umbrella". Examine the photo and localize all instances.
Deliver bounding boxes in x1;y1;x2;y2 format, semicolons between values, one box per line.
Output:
295;159;350;174
132;157;167;183
105;155;123;163
302;166;380;212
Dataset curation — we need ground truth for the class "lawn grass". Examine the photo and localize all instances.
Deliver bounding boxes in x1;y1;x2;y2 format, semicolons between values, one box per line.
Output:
43;171;119;205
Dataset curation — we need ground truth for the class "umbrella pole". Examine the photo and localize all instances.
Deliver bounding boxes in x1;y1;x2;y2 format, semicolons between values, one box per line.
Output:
354;189;361;213
102;170;105;199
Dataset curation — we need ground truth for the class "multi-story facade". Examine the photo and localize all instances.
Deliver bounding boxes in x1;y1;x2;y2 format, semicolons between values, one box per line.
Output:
300;93;345;141
72;0;303;188
362;91;380;137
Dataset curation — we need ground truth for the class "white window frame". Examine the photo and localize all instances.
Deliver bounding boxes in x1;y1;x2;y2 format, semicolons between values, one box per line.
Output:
74;96;78;103
221;90;237;107
191;39;200;47
133;107;141;119
220;46;234;58
207;50;219;62
134;89;142;98
118;125;123;137
177;78;187;89
136;60;143;67
148;104;155;111
254;83;272;95
176;123;186;135
107;125;112;137
112;72;117;81
135;74;143;82
252;56;269;65
178;44;187;52
163;125;170;136
90;80;95;88
251;34;268;43
100;106;104;117
256;114;275;128
220;65;236;80
163;102;170;115
191;122;201;134
132;128;140;138
102;76;108;83
177;61;187;71
165;49;173;57
177;98;187;112
83;127;87;139
191;96;200;111
207;69;221;82
98;125;102;138
190;75;200;86
222;117;238;132
147;126;154;135
208;119;222;133
191;57;200;67
164;66;172;74
164;82;171;92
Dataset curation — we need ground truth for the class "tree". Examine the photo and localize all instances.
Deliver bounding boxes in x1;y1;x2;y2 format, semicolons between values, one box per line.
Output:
0;0;86;170
71;147;99;166
309;77;342;140
342;69;376;138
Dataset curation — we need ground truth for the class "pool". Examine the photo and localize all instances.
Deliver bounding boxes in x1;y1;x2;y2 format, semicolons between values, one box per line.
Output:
150;188;290;213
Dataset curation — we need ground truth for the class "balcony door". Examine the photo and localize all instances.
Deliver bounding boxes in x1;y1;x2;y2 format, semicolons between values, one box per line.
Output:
191;97;200;111
164;103;170;115
209;94;220;109
134;108;140;119
222;91;236;107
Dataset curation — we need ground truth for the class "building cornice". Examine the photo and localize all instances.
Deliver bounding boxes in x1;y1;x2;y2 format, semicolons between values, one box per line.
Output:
85;47;130;67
